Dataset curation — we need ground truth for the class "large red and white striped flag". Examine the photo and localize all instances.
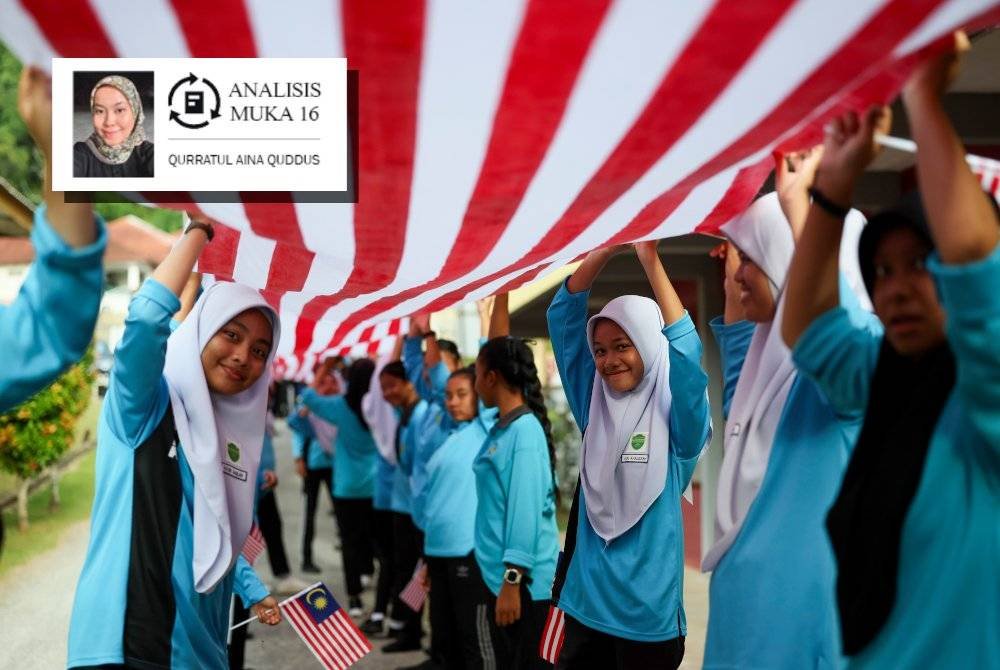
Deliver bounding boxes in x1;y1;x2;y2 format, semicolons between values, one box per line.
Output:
3;1;998;376
281;582;372;670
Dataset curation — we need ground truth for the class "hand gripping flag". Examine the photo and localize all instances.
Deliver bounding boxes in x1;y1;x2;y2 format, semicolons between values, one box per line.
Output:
400;558;427;611
539;605;566;665
282;582;373;670
241;522;266;565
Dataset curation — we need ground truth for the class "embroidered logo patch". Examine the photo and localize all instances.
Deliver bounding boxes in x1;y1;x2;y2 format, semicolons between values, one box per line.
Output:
227;441;241;462
622;431;649;463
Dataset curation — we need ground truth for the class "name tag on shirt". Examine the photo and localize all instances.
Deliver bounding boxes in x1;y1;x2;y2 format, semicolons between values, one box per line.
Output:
223;462;248;482
621;431;649;463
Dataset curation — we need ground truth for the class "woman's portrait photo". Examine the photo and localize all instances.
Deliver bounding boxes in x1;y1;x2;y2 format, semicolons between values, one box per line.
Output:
72;71;154;178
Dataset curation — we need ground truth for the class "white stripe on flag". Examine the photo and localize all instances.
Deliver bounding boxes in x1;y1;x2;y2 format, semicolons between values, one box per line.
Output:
400;559;427;611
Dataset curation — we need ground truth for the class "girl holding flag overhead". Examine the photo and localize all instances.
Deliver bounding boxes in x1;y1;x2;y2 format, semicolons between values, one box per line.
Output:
473;304;560;670
701;178;879;668
783;35;999;669
299;358;380;619
67;218;282;670
545;241;710;669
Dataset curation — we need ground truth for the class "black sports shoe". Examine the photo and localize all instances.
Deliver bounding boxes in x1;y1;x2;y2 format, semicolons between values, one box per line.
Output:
382;637;422;653
348;596;364;617
360;617;384;635
301;561;321;574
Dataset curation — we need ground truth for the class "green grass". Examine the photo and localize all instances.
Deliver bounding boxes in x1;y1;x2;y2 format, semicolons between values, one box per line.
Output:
0;448;95;578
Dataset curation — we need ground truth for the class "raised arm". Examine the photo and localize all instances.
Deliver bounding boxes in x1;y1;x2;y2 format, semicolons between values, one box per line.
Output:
18;66;94;248
782;105;891;348
902;32;999;264
152;218;212;296
634;241;684;326
477;296;495;340
775;146;824;242
709;241;745;325
105;222;210;444
489;293;510;339
566;245;624;294
174;272;203;323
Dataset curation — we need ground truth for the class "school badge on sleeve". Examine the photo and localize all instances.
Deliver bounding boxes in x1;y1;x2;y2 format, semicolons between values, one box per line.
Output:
621;431;649;463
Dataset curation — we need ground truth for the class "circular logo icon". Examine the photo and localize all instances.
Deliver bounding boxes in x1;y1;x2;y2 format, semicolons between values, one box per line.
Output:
168;73;222;129
227;441;241;462
630;434;646;451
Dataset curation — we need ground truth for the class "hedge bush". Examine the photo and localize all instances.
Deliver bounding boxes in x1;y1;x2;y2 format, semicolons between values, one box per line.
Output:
0;349;95;480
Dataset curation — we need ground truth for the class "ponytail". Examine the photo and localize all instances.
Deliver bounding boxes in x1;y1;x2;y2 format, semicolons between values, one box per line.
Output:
344;358;375;430
478;337;559;504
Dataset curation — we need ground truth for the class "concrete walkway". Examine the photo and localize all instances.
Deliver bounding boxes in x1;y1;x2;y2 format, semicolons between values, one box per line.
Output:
0;421;708;669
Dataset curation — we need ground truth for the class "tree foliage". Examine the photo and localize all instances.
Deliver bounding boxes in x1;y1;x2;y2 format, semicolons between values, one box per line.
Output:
0;349;95;480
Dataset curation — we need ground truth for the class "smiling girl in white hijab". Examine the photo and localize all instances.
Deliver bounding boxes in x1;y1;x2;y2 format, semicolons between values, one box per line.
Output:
68;220;282;670
545;241;711;670
702;190;879;670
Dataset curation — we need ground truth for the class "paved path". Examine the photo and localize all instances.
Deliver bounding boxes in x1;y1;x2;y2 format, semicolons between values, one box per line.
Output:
0;421;708;669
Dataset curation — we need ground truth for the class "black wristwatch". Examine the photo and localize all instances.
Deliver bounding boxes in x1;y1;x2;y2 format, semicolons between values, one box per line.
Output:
185;220;215;242
503;567;523;585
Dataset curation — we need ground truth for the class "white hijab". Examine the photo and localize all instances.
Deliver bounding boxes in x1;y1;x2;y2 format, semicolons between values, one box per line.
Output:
702;193;868;571
362;355;399;464
581;295;671;542
307;411;339;455
163;282;280;593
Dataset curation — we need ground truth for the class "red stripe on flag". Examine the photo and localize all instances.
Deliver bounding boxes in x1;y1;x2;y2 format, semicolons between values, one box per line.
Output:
695;160;775;234
292;0;426;357
169;0;258;56
198;223;241;283
285;601;341;670
19;0;117;56
320;0;611;350
615;0;949;244
395;0;797;318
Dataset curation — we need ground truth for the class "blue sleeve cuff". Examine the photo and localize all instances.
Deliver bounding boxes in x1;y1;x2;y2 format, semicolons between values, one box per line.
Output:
31;204;107;270
557;278;590;304
709;316;754;341
928;241;1000;320
663;310;695;340
137;277;182;315
501;549;535;572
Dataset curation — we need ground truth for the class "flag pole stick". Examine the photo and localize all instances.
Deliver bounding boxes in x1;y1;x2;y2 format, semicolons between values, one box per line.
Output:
875;133;917;153
876;134;999;175
229;582;322;631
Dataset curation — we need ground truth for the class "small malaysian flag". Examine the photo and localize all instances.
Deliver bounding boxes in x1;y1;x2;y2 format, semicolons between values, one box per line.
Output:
241;523;266;565
282;583;373;670
399;559;427;611
539;605;566;665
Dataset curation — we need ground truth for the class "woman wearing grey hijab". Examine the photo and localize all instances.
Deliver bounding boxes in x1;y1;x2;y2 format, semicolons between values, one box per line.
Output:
73;74;153;178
